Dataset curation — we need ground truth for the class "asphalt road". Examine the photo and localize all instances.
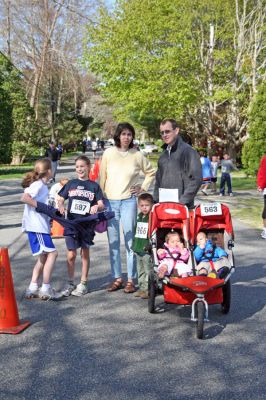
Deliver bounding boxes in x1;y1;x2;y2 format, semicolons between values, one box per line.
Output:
0;154;265;400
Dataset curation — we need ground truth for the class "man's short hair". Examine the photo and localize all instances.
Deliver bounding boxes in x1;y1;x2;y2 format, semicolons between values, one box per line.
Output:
138;192;154;204
160;119;180;130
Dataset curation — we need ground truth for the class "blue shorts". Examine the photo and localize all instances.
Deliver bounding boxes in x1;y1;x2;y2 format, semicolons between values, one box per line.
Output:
27;232;56;256
65;235;92;250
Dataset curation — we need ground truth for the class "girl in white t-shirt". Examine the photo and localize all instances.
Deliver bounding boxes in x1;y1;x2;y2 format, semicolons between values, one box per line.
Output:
21;158;61;301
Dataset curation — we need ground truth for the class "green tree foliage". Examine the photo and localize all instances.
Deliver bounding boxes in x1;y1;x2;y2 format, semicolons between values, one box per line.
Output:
84;0;265;154
0;55;13;163
10;78;41;164
242;81;266;175
0;54;40;164
84;0;201;125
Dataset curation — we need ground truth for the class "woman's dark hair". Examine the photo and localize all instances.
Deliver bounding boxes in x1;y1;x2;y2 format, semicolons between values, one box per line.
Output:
113;122;135;148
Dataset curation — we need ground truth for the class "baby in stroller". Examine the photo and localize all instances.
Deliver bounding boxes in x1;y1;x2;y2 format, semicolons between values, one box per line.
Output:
194;231;231;278
157;231;192;278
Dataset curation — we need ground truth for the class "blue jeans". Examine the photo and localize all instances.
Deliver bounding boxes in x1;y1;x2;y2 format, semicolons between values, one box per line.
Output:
106;197;137;280
220;173;232;195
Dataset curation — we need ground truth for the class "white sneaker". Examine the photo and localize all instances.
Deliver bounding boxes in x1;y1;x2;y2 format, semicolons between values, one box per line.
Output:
261;231;266;239
61;283;76;297
219;193;224;197
39;287;63;301
229;193;234;197
71;282;89;297
25;287;39;299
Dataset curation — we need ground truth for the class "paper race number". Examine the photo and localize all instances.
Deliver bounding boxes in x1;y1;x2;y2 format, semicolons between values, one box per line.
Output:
200;203;222;216
135;222;148;239
70;199;90;215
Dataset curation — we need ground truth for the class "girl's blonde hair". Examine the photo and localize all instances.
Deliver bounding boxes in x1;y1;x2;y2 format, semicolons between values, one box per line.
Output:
21;158;52;188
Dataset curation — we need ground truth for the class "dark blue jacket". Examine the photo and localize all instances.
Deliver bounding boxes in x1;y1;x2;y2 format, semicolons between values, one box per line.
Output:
36;202;114;245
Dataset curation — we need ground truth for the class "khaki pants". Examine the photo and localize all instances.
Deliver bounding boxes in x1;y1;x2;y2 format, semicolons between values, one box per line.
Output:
196;257;230;274
136;253;152;291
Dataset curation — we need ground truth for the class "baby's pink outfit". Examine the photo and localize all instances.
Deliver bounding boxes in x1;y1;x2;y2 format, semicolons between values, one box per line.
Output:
157;243;191;277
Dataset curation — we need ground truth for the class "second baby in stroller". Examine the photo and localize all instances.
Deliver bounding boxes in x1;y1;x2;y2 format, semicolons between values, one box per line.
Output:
194;231;231;278
157;231;192;278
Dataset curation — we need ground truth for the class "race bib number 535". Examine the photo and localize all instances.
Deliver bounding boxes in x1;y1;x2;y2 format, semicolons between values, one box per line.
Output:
200;202;222;216
70;199;90;215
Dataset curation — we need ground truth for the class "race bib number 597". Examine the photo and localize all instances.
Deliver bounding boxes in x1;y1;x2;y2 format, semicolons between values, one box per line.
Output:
200;202;222;216
70;199;90;215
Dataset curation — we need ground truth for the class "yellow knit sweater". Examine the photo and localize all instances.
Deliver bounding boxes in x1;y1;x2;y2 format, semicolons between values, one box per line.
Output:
99;146;156;200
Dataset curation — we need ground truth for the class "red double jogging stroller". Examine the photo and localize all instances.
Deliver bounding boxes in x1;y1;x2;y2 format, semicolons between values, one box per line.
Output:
147;202;235;339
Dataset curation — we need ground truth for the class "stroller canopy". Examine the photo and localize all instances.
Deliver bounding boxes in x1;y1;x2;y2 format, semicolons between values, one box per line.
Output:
149;202;190;242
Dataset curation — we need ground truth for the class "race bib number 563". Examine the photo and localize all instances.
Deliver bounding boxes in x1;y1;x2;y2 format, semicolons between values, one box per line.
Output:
70;199;90;215
200;202;222;216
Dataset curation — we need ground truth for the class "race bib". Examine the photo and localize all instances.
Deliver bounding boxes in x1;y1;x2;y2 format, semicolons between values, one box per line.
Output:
159;188;179;203
70;199;90;215
200;202;222;216
135;222;148;239
221;166;227;173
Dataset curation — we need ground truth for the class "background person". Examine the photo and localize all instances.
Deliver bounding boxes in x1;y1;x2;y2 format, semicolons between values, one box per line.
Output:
99;122;155;294
219;153;237;196
199;150;212;195
91;139;98;159
57;142;63;161
49;178;69;208
45;142;59;182
153;119;202;208
210;155;220;193
257;155;266;240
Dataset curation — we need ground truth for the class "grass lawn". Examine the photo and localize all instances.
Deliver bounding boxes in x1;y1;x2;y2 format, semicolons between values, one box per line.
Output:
229;198;263;229
0;152;77;180
229;171;256;191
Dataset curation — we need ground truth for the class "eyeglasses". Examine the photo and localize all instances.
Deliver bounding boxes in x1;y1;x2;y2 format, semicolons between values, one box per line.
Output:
160;130;172;136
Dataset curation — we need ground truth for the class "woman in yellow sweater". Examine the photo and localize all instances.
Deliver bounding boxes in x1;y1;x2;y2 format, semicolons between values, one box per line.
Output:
99;122;156;293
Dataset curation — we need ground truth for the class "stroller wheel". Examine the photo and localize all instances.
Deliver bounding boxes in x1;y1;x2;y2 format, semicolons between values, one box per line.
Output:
196;301;205;339
148;271;156;313
221;280;231;314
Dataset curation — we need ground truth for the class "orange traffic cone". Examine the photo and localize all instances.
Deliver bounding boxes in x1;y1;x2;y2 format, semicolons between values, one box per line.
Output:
0;248;30;334
51;220;64;238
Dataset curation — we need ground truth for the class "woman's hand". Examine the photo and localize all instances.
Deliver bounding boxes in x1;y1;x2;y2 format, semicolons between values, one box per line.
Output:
130;184;143;196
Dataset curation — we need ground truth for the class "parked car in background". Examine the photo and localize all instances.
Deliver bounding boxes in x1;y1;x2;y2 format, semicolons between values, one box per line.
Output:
140;142;158;155
104;139;114;149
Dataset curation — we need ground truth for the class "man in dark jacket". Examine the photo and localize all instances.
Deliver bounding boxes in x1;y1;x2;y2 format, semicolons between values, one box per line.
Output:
45;142;59;182
153;119;202;208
